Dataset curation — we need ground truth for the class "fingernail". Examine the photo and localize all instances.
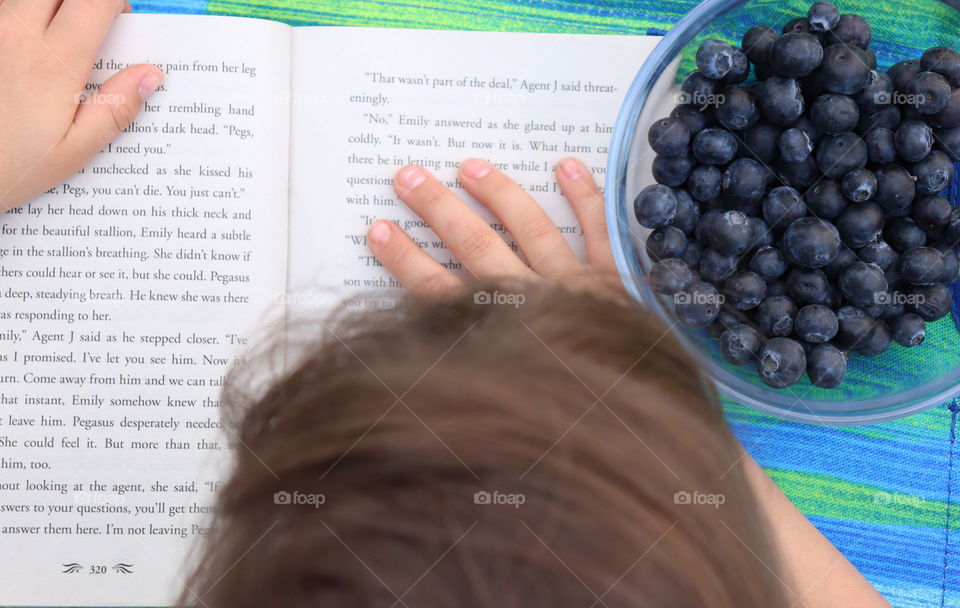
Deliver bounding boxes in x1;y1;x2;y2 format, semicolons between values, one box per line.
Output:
368;221;391;246
396;166;426;190
559;158;582;180
461;158;491;179
138;70;164;100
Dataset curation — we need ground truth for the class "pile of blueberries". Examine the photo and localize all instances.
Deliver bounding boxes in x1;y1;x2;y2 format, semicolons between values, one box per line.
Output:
635;1;960;389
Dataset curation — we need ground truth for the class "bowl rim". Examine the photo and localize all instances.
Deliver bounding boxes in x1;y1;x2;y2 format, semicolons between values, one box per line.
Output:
604;0;960;425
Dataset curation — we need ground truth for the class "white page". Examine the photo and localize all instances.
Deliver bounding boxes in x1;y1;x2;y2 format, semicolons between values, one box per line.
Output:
287;27;659;307
0;15;290;606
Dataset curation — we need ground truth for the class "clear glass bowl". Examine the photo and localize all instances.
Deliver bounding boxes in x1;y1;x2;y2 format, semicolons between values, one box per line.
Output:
606;0;960;424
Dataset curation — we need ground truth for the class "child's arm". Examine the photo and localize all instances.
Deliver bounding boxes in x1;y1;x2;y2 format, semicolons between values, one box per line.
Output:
369;160;892;608
0;0;162;212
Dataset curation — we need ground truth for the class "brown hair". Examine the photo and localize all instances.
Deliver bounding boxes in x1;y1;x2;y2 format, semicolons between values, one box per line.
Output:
179;281;786;607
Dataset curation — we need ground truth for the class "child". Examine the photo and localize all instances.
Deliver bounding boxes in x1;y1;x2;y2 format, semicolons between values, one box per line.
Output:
0;4;891;607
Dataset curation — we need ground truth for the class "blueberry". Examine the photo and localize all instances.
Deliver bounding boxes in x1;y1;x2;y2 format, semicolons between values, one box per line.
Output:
722;158;767;208
865;128;897;164
906;283;953;321
921;46;960;86
720;324;764;366
930;89;960;129
899;247;946;285
836;201;884;248
892;313;926;347
840;168;877;202
699;247;739;283
770;33;824;78
935;246;960;284
675;280;723;328
894;120;934;163
634;184;678;229
857;238;897;270
782;17;811;34
839;261;888;307
709;210;753;255
742;25;779;64
854;69;894;113
815;132;868;179
824;14;871;49
716;85;761;131
652;152;695;187
648;117;691;157
856;106;901;135
807;344;847;388
777;156;821;190
757;337;807;388
693;128;738;165
822;245;857;278
681;71;719;106
808;2;840;32
906;71;952;115
912;195;952;233
817;43;871;94
696;40;736;80
763;186;806;228
670;105;710;135
671;188;700;235
836;305;877;349
856;319;892;356
758;77;805;126
935;126;960;161
873;164;916;216
756;295;798;336
747;216;775;250
888;59;923;93
695;208;723;244
912;151;954;196
743;122;782;163
947;208;960;247
722;49;751;85
863;48;878;70
885;218;928;252
810;94;860;134
787;267;831;305
778;127;813;162
685;165;721;202
750;245;788;279
793;115;824;143
723;270;767;310
795;304;839;343
650;258;693;295
783;217;842;268
681;240;703;268
805;179;847;218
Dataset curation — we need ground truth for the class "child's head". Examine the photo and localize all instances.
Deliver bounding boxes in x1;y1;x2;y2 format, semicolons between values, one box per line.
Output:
181;283;786;607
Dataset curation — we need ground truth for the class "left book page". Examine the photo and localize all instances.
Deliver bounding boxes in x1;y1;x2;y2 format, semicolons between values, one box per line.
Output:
0;15;290;606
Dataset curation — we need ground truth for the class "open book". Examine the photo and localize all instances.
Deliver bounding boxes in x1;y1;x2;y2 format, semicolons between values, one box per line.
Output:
0;14;657;606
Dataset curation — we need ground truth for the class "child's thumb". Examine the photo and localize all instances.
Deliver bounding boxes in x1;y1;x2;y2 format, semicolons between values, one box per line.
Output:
61;64;164;163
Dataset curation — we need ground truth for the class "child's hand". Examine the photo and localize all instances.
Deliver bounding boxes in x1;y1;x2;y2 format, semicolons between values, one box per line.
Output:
367;158;618;297
0;0;163;212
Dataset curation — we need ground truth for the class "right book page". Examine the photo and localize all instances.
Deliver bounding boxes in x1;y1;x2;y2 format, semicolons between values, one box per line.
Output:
286;27;659;305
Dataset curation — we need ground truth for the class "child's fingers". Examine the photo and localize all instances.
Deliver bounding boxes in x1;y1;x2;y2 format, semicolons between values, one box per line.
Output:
458;158;581;277
367;220;464;297
57;63;162;171
393;165;536;280
555;157;616;271
46;0;127;76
